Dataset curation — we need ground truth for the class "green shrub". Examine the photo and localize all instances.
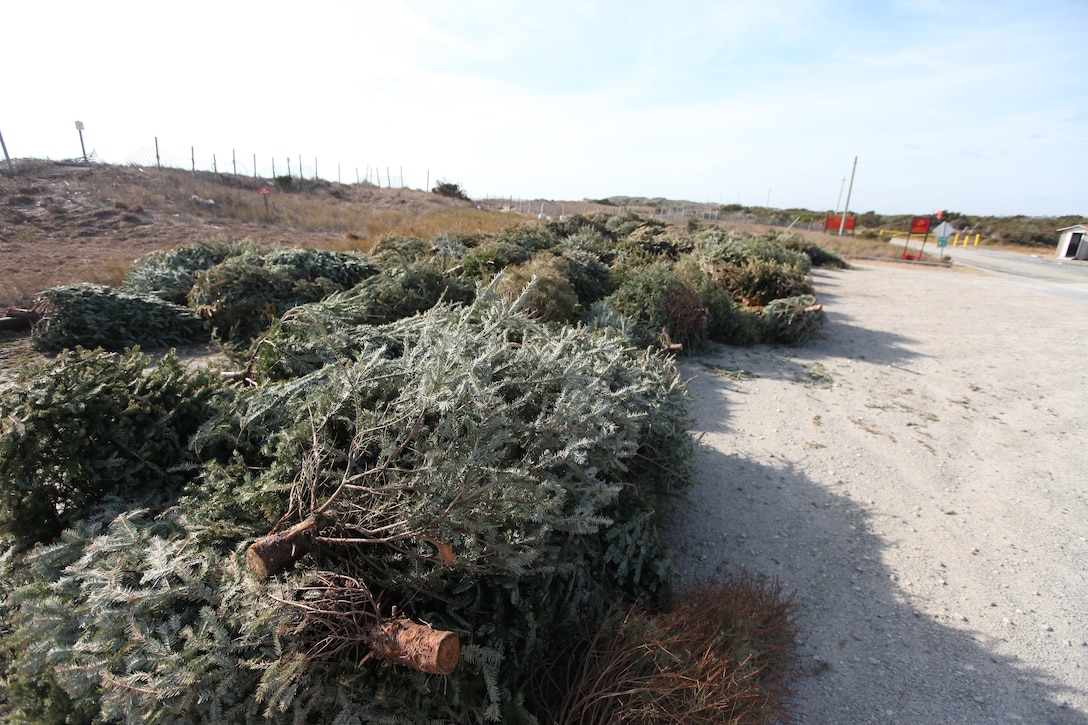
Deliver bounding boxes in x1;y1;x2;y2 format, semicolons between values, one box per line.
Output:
261;247;378;287
603;263;708;349
774;233;849;269
461;240;533;278
430;232;468;264
432;180;470;200
0;348;221;548
188;249;378;350
722;257;813;307
371;233;431;266
619;225;687;261
762;294;826;344
3;291;695;724
560;227;619;264
675;258;763;346
123;239;239;303
248;263;475;380
498;252;582;323
188;256;307;349
545;213;615;242
606;212;661;238
487;222;560;253
561;245;613;308
32;283;208;353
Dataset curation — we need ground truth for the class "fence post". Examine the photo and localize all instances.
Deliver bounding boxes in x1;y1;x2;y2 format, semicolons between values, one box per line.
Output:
191;146;195;173
213;153;217;174
253;153;257;178
154;137;160;169
232;149;237;176
287;157;291;179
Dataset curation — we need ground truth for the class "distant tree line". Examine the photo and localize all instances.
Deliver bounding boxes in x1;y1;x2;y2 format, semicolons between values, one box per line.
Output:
709;204;1084;248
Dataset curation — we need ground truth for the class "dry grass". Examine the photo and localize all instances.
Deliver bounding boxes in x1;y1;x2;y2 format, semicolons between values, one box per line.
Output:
816;233;923;260
3;259;134;309
109;166;519;247
0;161;522;307
552;572;799;725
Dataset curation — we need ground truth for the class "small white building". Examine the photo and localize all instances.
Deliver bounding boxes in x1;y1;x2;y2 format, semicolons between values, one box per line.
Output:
1056;225;1088;260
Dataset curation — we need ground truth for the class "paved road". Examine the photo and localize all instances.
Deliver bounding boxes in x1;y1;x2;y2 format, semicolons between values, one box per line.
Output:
892;238;1088;301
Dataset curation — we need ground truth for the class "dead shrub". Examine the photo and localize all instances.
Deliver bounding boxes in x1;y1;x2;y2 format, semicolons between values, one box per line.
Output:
555;572;799;725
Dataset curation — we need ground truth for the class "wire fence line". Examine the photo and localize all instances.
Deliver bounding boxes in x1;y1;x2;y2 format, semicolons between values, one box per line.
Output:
6;133;828;232
119;142;414;190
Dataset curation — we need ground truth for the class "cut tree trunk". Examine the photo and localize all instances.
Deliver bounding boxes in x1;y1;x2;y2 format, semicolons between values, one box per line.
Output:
246;517;318;579
0;308;42;331
367;616;460;675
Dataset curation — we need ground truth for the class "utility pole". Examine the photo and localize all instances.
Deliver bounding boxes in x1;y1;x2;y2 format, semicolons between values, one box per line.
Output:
838;156;858;236
834;176;846;215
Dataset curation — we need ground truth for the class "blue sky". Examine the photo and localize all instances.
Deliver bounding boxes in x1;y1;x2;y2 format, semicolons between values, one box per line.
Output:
3;0;1085;216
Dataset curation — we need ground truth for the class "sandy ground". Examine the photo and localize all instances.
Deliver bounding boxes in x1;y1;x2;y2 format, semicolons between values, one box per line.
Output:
670;262;1088;724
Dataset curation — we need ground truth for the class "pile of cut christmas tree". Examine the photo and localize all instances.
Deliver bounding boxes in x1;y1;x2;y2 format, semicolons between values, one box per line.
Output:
0;214;827;723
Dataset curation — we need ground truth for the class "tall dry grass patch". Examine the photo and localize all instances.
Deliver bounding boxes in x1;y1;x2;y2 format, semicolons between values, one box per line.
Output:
112;166;517;243
552;573;799;724
1;163;522;306
3;259;132;309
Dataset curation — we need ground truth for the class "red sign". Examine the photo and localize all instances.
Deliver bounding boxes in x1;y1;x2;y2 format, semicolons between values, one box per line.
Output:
824;214;856;232
910;216;930;235
258;187;272;195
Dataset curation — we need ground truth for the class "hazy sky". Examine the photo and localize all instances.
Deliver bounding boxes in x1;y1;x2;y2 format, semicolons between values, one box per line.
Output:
3;1;1085;216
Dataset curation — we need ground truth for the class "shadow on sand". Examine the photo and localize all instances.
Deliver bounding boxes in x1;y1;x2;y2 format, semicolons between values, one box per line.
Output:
668;444;1086;724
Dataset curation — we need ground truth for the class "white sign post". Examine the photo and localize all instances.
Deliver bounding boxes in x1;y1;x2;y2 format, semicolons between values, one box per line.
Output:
75;120;87;162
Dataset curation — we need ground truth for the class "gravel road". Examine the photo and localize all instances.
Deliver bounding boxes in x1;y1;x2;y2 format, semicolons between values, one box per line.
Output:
669;261;1088;724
